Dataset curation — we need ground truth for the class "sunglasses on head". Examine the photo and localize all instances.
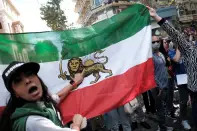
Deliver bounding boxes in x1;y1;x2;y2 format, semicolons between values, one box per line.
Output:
152;40;160;44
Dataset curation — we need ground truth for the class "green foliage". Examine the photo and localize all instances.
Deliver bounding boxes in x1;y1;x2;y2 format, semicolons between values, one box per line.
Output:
34;40;59;62
40;0;68;31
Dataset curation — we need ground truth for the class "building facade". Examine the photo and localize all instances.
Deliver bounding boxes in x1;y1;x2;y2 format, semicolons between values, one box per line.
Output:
177;0;197;27
0;0;28;64
74;0;177;38
74;0;140;26
0;0;24;33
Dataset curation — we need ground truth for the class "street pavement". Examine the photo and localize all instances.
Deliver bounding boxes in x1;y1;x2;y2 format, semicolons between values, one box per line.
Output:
133;106;194;131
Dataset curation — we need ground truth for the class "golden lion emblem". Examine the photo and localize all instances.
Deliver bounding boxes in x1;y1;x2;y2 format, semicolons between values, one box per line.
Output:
58;50;113;84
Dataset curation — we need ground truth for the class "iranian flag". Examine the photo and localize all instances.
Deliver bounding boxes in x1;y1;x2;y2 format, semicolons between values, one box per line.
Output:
0;4;155;123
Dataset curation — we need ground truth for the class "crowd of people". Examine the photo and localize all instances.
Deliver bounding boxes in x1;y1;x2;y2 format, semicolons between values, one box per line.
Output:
0;6;197;131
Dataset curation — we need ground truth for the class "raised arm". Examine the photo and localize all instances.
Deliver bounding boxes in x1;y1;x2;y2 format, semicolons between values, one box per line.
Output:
57;73;84;102
172;48;181;62
26;114;86;131
147;6;193;58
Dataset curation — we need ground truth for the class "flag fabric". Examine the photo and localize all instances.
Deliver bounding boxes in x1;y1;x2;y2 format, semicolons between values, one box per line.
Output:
0;4;155;123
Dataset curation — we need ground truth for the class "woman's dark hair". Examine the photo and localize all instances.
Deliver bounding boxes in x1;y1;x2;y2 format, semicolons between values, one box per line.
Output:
0;76;58;131
159;39;171;67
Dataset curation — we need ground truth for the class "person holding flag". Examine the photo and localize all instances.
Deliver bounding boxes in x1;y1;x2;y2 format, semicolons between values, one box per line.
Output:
0;61;86;131
147;6;197;130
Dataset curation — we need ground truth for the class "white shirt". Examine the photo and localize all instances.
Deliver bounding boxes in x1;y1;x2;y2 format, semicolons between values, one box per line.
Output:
26;94;77;131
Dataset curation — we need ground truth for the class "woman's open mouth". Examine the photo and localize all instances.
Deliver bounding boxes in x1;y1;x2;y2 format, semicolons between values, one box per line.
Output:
28;86;38;94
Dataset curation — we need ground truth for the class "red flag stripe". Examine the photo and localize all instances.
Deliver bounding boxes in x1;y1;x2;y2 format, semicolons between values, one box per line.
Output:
59;58;156;124
0;59;155;123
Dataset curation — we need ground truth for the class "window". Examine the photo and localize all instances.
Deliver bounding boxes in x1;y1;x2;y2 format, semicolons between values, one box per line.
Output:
192;10;196;14
179;10;185;15
0;22;2;29
93;0;102;7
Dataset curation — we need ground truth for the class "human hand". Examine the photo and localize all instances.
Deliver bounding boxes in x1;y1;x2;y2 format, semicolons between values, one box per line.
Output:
72;70;84;85
71;114;87;130
167;57;171;62
72;114;83;127
146;6;162;22
146;6;157;17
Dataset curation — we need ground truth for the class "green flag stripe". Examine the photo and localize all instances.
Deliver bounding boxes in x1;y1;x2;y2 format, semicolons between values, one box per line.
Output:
0;4;150;64
61;4;150;59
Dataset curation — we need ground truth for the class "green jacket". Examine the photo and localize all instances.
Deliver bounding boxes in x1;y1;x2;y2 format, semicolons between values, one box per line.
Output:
11;102;62;131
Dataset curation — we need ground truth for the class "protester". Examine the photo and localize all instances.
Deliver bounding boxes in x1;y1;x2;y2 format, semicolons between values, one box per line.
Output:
159;38;176;119
151;35;172;131
147;6;197;130
168;47;191;130
0;61;86;131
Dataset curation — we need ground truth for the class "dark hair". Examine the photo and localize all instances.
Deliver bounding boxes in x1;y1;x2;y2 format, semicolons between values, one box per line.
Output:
159;39;167;55
0;76;58;131
159;39;171;67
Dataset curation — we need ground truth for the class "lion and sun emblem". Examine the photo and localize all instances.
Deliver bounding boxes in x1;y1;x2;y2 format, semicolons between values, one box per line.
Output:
58;50;113;84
